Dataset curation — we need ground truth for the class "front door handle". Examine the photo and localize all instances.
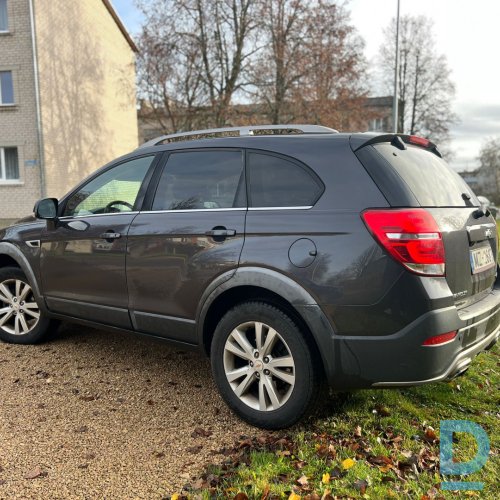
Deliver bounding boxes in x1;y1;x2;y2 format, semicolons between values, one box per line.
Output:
100;231;121;240
205;228;236;237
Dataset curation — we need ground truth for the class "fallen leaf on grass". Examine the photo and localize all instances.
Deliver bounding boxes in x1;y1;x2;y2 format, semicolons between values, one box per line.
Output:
353;478;368;494
374;405;391;416
322;472;330;484
234;493;249;500
354;425;362;437
288;493;301;500
423;428;439;443
341;458;356;470
329;466;347;479
297;475;309;486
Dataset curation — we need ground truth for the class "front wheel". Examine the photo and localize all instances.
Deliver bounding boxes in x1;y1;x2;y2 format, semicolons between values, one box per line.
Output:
211;301;321;429
0;267;53;344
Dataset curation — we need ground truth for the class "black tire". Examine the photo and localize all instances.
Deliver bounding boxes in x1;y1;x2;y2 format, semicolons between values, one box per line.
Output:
0;267;53;344
211;301;322;429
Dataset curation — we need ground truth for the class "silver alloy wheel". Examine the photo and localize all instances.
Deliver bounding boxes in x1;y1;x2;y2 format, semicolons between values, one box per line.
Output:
0;279;40;335
223;321;296;411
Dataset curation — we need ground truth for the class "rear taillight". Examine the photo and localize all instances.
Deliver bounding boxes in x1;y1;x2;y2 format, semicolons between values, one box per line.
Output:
362;209;445;276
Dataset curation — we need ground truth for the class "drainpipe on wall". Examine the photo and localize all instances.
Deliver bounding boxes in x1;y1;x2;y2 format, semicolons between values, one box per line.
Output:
28;0;46;199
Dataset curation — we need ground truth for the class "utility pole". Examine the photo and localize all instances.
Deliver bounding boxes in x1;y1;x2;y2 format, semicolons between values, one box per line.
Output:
392;0;400;133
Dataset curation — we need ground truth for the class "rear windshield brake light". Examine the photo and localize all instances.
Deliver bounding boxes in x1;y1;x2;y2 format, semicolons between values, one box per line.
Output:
362;209;446;277
408;135;430;147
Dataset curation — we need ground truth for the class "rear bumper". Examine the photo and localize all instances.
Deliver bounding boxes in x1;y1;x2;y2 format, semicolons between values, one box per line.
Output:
323;285;500;389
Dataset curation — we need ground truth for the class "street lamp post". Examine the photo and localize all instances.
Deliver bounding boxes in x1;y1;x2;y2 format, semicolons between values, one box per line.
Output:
392;0;400;133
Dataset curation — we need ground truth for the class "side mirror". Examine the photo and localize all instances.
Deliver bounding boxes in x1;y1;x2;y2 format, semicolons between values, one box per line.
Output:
34;198;58;220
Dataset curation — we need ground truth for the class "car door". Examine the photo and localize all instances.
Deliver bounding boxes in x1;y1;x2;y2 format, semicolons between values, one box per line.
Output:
40;154;158;329
126;149;246;343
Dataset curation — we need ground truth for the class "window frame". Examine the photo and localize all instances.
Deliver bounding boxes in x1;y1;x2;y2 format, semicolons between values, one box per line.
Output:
0;0;8;33
143;148;247;213
0;70;14;105
245;149;325;209
0;146;19;182
58;153;161;219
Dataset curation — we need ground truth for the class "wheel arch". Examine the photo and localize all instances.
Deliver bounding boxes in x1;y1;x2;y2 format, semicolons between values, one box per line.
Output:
197;267;336;380
0;242;46;313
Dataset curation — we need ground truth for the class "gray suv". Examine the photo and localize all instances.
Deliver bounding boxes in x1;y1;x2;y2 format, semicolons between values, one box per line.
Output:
0;125;498;429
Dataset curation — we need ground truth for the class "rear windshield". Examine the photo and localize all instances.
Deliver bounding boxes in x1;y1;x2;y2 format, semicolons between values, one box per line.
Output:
373;143;479;207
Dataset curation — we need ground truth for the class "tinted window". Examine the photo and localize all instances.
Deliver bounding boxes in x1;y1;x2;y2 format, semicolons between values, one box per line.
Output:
152;151;244;210
248;153;323;207
64;156;154;217
373;144;478;207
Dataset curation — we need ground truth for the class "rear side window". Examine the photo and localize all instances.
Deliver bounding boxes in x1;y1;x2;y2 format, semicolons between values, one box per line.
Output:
247;152;323;208
152;150;245;210
373;144;477;207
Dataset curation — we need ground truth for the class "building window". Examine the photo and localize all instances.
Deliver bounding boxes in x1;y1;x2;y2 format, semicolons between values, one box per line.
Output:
0;0;8;32
0;147;19;181
0;71;14;104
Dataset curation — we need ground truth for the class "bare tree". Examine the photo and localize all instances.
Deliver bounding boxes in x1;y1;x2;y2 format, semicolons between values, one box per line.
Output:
378;15;457;144
137;0;258;131
251;0;368;128
477;138;500;204
137;0;369;133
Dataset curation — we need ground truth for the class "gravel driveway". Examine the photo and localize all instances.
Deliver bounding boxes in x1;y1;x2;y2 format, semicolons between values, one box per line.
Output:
0;324;253;499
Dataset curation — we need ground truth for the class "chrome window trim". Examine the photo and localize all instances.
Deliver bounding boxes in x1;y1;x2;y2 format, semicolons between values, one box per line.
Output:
249;206;313;211
141;208;246;214
57;206;313;218
138;206;313;215
58;211;140;220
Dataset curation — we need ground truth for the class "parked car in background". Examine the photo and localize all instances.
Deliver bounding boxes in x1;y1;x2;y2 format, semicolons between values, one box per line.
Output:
0;125;499;429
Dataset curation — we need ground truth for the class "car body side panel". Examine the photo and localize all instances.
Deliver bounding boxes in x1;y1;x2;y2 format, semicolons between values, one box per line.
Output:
126;210;246;343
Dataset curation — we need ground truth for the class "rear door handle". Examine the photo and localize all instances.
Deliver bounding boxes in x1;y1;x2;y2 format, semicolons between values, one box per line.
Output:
100;231;121;240
205;227;236;238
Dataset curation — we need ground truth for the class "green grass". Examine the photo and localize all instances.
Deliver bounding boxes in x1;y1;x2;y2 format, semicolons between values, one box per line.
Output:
189;347;499;499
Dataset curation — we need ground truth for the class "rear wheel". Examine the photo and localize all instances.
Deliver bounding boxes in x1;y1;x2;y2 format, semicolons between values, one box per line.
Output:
0;267;52;344
211;301;321;429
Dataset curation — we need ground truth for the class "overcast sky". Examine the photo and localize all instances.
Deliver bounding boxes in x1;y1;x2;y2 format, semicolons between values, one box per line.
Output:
112;0;500;171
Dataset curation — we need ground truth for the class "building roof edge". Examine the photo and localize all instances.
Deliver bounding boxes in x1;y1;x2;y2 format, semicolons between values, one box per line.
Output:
101;0;138;53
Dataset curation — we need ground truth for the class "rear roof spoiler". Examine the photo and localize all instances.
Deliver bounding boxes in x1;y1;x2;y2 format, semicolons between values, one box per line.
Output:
350;133;442;158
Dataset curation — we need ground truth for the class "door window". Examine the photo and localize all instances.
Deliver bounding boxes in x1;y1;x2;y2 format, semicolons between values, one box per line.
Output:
63;155;155;217
247;152;324;207
152;150;245;210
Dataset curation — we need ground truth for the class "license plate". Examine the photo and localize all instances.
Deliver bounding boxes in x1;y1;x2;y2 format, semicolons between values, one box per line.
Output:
470;246;495;274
